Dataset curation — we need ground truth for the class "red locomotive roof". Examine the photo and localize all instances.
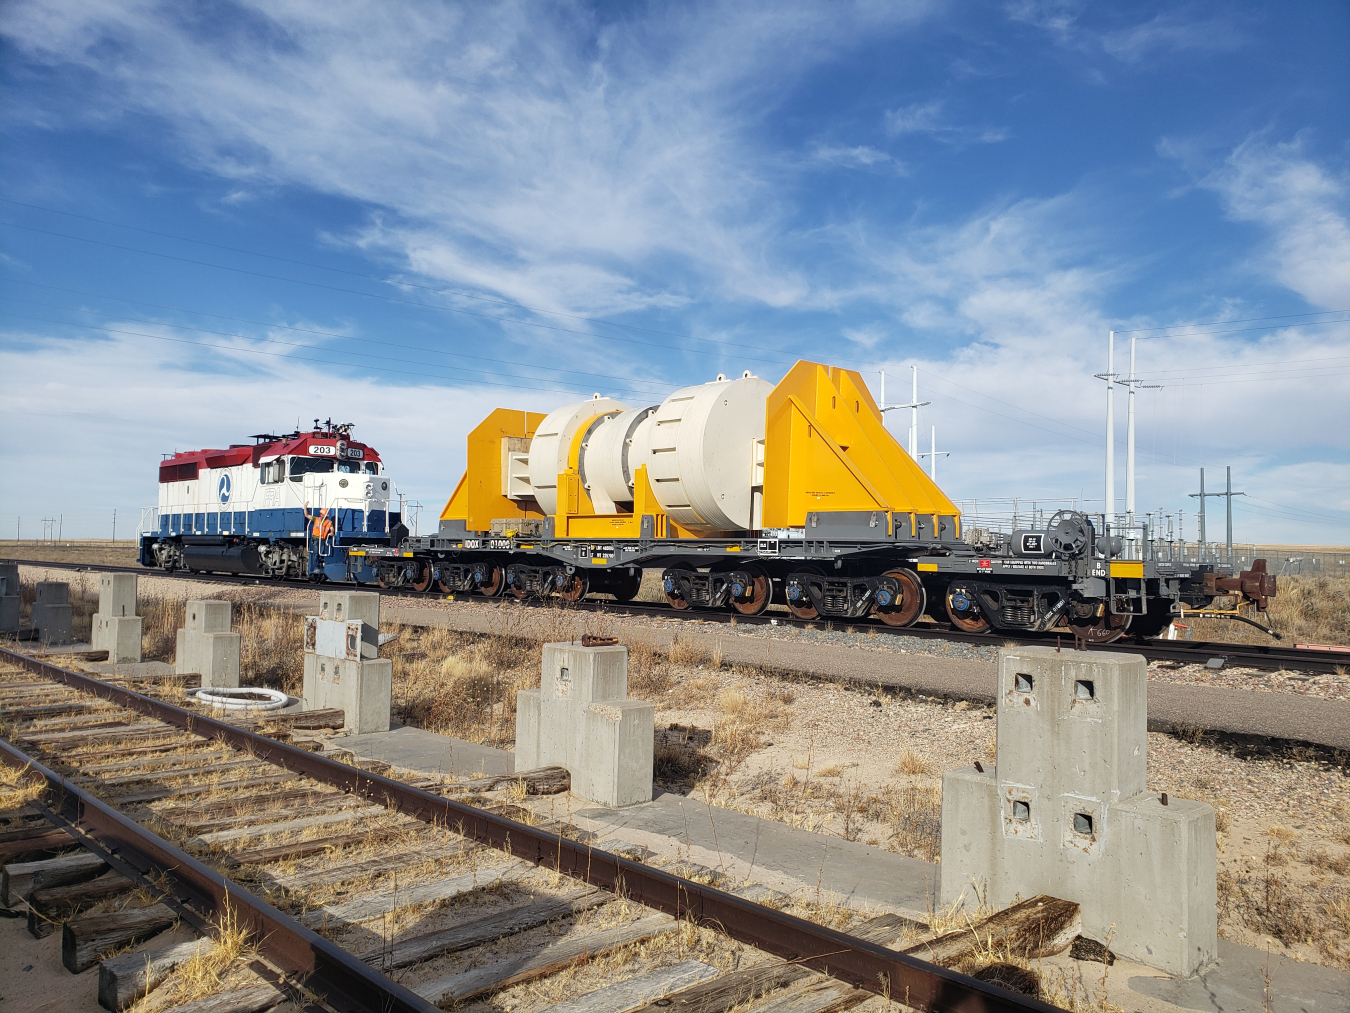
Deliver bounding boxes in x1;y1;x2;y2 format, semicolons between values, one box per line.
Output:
159;429;382;482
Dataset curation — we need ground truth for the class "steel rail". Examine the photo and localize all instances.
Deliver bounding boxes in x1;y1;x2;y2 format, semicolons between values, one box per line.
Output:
0;647;1062;1013
0;736;439;1013
6;556;1340;673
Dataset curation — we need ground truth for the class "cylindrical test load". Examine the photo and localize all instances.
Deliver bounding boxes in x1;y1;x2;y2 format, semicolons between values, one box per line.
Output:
527;395;629;515
580;407;659;512
645;372;773;534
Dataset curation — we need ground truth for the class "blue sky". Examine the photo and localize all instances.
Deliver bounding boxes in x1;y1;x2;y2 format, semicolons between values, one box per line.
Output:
2;0;1347;544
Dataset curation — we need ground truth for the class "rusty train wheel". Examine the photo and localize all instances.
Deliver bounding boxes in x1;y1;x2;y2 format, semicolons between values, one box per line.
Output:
874;568;926;627
410;560;434;592
1067;610;1132;644
785;566;823;620
476;559;505;597
729;564;772;616
945;585;990;633
663;564;694;610
558;573;589;603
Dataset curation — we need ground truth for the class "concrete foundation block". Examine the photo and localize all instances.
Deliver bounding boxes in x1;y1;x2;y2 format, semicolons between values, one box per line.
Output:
1105;794;1217;974
309;654;390;733
0;562;18;597
0;596;18;635
515;690;541;771
185;600;232;634
92;615;143;664
579;700;655;807
98;574;138;618
177;630;241;688
939;646;1217;977
35;582;69;606
515;641;653;807
31;602;73;645
538;642;628;773
318;591;380;628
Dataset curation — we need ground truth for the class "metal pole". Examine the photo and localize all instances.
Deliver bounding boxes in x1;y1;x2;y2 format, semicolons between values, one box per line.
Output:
1226;466;1233;566
112;509;116;542
930;426;937;480
910;365;919;460
1105;332;1115;530
879;370;885;417
1198;468;1206;557
1126;334;1136;529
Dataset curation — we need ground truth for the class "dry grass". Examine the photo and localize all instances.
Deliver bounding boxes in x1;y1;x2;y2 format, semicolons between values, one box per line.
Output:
129;902;257;1012
895;748;932;776
0;761;45;810
667;635;709;667
1186;574;1350;646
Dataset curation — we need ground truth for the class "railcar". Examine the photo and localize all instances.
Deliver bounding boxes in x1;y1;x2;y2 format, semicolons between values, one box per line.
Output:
394;360;1275;643
139;420;405;583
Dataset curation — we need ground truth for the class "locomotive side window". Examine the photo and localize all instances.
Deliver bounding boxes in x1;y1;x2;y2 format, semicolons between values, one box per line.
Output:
288;456;335;481
259;459;285;484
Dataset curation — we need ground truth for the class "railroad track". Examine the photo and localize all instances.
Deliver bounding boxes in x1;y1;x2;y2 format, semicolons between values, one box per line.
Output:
0;648;1061;1013
7;556;1344;674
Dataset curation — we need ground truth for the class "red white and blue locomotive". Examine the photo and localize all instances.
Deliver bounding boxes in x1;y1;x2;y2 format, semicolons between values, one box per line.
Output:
139;420;405;582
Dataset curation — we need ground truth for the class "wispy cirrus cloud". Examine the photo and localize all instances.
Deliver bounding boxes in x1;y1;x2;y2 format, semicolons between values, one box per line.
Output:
811;144;907;173
1180;134;1350;310
1;0;935;319
1006;1;1245;63
884;100;1008;144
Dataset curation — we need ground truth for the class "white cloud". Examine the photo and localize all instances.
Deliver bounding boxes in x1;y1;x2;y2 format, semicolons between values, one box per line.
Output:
1;0;934;317
1181;134;1350;310
1006;2;1243;63
812;145;906;173
884;100;1008;145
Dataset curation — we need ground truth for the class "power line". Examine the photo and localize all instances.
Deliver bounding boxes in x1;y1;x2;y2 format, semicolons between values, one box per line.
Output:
1115;310;1350;333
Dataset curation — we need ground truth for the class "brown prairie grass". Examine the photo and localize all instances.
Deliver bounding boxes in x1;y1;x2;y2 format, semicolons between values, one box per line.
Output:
895;748;932;776
1218;841;1350;967
668;635;709;667
1185;574;1350;646
0;761;44;810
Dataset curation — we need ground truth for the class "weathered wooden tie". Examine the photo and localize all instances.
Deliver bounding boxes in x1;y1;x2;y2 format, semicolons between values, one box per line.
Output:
63;901;178;973
99;936;217;1011
28;869;136;937
3;848;108;905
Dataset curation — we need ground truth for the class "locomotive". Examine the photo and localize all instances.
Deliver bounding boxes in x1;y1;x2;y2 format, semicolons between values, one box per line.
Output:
139;420;405;583
389;359;1275;643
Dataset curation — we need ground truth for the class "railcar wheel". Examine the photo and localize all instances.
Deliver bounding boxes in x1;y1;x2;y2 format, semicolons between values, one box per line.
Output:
558;572;589;602
874;568;926;627
663;563;694;610
945;584;990;633
436;568;457;594
1067;603;1132;644
409;560;434;592
606;570;643;602
476;559;506;597
728;564;772;616
785;566;824;620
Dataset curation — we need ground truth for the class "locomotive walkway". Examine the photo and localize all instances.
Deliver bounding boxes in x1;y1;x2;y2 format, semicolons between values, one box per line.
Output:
381;601;1350;753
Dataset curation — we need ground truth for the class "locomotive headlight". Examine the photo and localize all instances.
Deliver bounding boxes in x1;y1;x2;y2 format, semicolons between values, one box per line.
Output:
381;481;388;491
364;483;372;498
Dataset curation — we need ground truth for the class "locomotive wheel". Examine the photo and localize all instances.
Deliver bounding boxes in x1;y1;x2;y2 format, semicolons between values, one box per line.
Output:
410;560;434;592
786;566;824;621
663;563;694;610
436;568;458;594
945;584;990;633
476;560;506;597
1067;608;1132;644
558;572;589;603
729;564;772;617
874;568;926;627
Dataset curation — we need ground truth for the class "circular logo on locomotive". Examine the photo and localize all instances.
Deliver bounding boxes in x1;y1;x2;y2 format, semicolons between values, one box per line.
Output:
218;473;232;504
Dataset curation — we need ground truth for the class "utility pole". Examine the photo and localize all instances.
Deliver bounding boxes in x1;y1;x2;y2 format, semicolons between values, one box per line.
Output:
1189;467;1245;564
112;509;117;542
918;426;949;481
1095;332;1118;532
1114;334;1161;535
878;366;929;458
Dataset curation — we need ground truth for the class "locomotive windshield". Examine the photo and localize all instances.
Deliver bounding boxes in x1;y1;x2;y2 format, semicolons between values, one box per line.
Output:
288;456;334;479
